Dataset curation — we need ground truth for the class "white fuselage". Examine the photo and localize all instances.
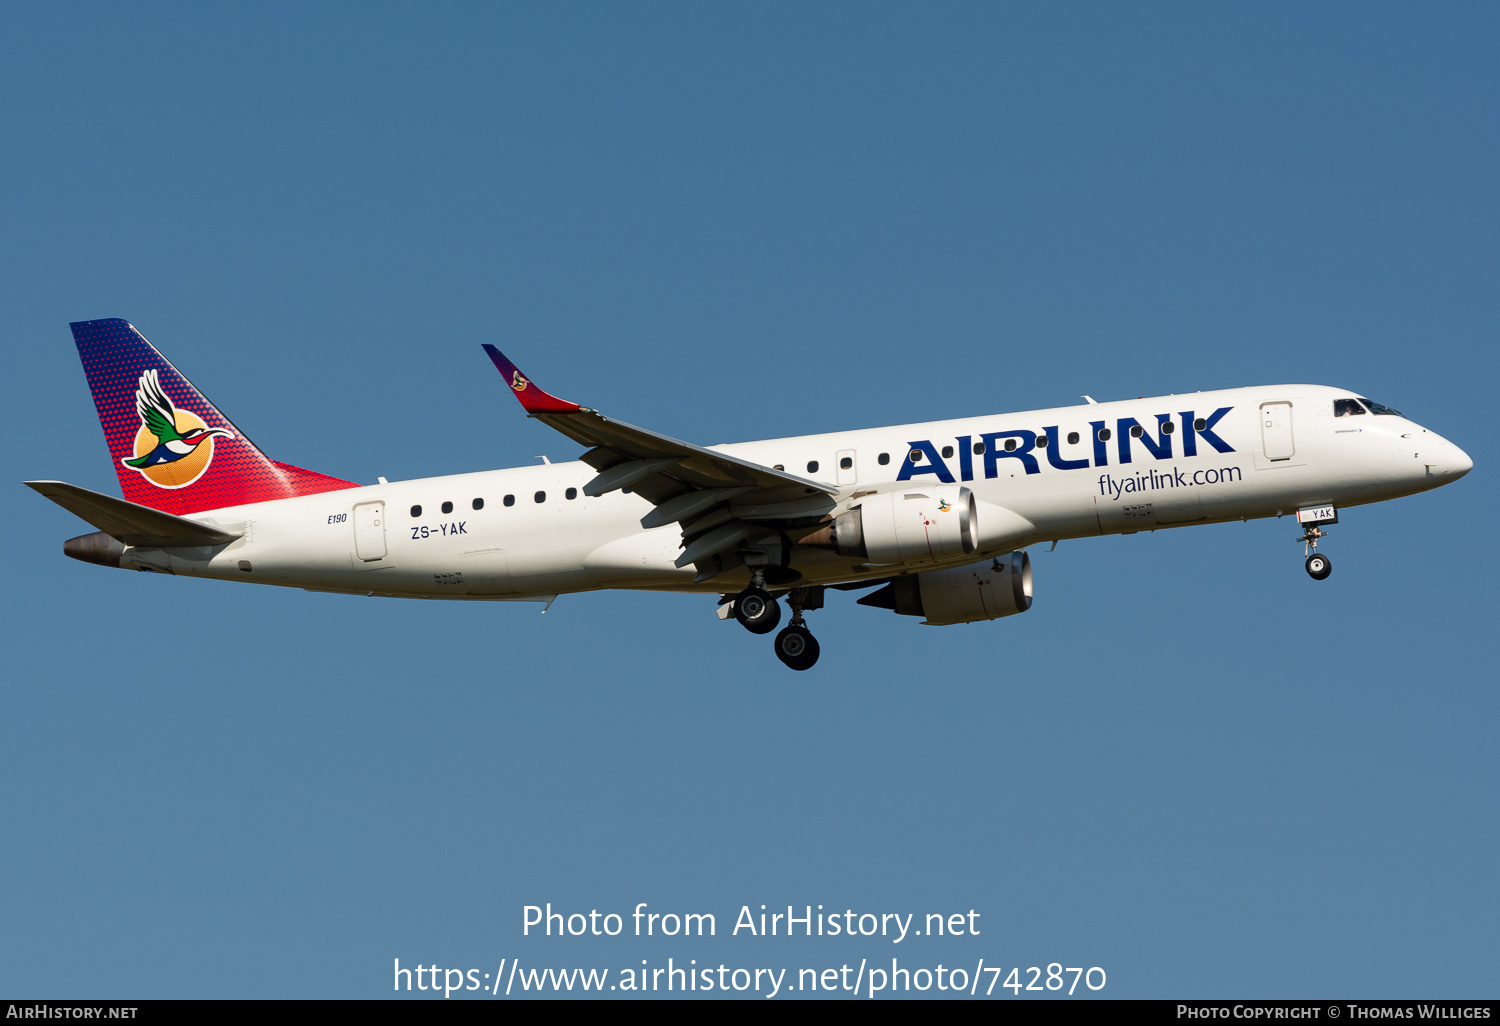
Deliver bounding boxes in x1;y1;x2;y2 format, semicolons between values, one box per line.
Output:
123;385;1471;598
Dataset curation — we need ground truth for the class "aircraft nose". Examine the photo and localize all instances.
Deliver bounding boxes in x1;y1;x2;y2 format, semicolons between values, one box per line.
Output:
1427;432;1473;480
1450;442;1473;479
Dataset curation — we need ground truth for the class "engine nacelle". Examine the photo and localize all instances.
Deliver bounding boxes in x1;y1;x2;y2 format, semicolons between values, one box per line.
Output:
858;551;1033;625
801;487;976;566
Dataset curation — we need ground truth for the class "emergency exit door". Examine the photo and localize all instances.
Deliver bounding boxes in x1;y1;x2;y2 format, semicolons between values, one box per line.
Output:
353;501;387;561
1260;402;1295;461
836;449;858;486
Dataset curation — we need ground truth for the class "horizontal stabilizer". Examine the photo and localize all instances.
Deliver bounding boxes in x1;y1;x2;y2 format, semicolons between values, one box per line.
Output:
25;480;242;548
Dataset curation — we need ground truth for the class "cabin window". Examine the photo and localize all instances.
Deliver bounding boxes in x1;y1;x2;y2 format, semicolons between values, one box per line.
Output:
534;491;546;503
807;461;819;473
1035;433;1048;447
622;487;632;494
503;494;515;507
1161;421;1174;434
774;464;784;471
1359;398;1403;417
1130;425;1143;438
941;445;953;458
908;450;923;463
1099;427;1113;441
1192;419;1205;432
472;498;484;510
973;442;984;455
441;501;453;514
1004;438;1017;452
410;505;422;517
1334;399;1365;417
877;453;889;465
1067;431;1080;445
565;487;577;500
840;456;853;469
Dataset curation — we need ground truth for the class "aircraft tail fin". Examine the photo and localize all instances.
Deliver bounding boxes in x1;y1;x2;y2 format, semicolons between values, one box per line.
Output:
70;318;358;515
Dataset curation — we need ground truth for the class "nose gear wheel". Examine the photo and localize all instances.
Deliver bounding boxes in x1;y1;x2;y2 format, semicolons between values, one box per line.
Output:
1298;524;1332;581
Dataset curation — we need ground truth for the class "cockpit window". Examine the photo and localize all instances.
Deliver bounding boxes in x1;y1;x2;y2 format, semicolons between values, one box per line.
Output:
1334;398;1366;417
1358;398;1403;417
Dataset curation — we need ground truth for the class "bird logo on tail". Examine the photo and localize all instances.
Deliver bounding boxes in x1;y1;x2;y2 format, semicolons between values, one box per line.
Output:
121;369;233;488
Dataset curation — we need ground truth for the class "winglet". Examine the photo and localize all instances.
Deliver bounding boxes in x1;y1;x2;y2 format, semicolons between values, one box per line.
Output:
481;345;582;414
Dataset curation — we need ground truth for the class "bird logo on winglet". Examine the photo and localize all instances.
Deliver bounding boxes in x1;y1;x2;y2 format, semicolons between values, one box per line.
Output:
121;369;233;489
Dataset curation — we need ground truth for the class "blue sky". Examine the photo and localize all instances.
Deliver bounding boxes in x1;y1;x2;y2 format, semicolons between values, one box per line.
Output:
2;3;1495;999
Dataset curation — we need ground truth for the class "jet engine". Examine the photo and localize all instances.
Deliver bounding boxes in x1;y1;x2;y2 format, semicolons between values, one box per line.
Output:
857;551;1033;625
800;487;976;565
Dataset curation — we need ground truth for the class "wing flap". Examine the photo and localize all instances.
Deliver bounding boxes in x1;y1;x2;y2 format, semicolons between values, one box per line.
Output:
675;521;754;568
26;480;242;548
582;457;682;498
639;486;753;529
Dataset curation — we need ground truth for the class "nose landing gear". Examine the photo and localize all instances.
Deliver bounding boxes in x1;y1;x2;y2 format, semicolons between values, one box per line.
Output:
1294;505;1338;581
1299;524;1332;580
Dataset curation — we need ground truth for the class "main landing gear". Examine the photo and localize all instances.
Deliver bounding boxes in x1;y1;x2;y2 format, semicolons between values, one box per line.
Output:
733;585;781;634
773;623;819;671
1299;524;1332;581
728;573;821;670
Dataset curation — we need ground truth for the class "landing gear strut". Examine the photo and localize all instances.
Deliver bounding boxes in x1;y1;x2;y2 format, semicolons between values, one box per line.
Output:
773;587;820;671
1300;525;1332;581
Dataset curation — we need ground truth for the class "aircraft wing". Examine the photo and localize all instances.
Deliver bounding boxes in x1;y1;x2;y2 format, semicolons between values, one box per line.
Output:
26;480;243;547
482;346;838;581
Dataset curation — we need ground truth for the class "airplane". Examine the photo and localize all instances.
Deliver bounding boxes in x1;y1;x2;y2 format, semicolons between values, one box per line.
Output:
28;318;1473;670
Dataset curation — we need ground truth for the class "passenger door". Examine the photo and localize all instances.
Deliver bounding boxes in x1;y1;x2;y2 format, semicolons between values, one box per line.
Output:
352;501;388;561
1260;402;1295;461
